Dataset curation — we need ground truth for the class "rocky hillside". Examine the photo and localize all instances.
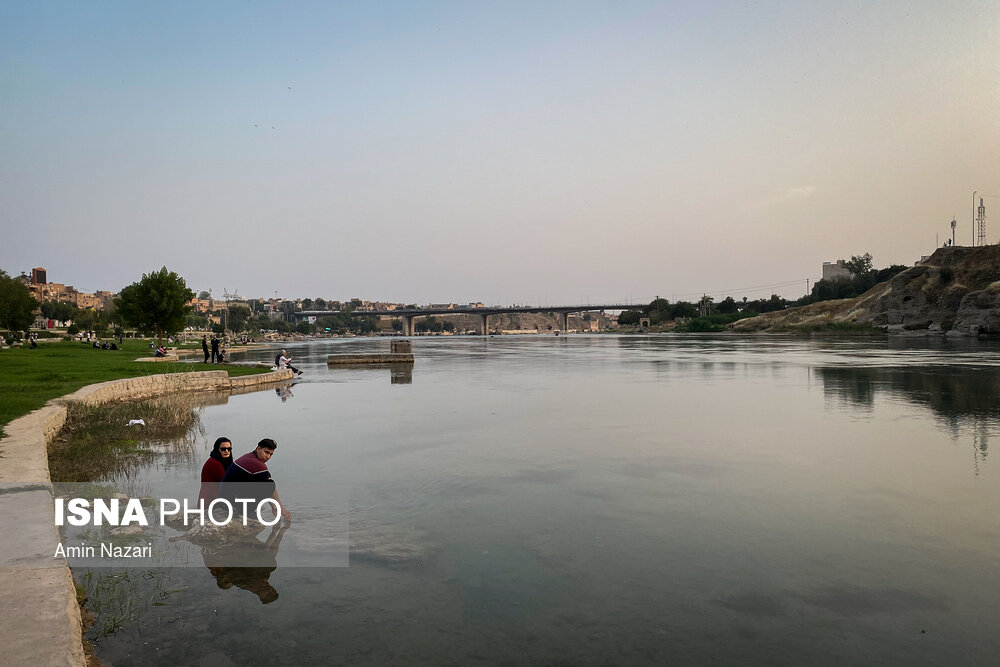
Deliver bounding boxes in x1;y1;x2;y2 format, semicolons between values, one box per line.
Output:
732;246;1000;336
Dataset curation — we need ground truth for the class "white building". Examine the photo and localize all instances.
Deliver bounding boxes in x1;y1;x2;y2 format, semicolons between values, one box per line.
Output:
822;260;852;282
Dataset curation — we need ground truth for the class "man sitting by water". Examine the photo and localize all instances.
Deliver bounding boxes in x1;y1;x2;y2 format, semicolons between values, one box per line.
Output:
220;438;291;524
275;349;302;376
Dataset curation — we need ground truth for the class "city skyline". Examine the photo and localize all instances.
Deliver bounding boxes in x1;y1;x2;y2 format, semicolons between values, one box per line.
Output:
2;1;998;304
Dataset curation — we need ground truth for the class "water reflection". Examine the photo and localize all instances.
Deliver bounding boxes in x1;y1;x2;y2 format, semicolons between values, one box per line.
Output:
204;523;287;604
817;365;1000;419
817;364;1000;473
391;364;413;384
326;363;414;385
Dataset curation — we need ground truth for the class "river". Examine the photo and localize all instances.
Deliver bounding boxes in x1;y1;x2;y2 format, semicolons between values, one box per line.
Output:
77;335;1000;665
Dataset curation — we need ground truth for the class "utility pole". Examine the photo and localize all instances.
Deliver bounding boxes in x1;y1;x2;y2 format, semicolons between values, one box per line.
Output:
973;191;978;246
976;197;987;247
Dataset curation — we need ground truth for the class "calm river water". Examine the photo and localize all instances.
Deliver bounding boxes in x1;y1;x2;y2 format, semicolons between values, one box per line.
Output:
81;335;1000;665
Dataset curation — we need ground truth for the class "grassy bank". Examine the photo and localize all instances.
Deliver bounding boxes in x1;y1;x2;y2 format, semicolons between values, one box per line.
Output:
0;338;268;438
48;398;201;482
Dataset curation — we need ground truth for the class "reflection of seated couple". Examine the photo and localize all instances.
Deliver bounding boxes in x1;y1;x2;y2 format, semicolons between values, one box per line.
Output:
204;522;287;604
199;437;292;604
275;385;294;402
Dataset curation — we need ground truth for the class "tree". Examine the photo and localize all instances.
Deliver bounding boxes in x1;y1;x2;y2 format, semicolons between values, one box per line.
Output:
186;314;209;329
115;267;194;345
73;308;98;333
845;253;874;279
40;300;77;324
763;294;786;313
198;291;211;300
717;296;738;314
416;316;441;333
618;310;642;326
646;298;672;324
0;270;37;337
227;305;252;333
671;301;698;319
646;297;670;314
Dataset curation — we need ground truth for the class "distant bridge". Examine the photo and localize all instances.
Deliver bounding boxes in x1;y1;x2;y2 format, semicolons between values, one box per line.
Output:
292;304;640;335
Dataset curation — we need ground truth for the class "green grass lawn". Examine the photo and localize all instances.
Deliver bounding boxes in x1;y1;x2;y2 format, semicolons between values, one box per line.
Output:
0;338;269;438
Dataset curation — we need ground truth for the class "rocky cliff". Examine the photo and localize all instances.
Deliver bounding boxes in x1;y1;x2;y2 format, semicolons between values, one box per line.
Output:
732;246;1000;336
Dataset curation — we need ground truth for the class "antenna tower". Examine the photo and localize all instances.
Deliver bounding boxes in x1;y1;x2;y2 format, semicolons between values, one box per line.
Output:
222;288;240;333
976;198;987;246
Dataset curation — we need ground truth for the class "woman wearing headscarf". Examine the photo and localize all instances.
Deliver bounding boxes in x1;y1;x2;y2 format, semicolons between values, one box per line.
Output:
200;437;233;504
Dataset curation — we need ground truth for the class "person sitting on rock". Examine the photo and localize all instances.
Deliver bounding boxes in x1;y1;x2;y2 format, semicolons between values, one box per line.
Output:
276;350;302;376
220;438;291;524
200;437;234;505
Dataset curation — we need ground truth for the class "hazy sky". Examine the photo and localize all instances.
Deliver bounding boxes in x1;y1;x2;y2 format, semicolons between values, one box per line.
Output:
2;1;998;305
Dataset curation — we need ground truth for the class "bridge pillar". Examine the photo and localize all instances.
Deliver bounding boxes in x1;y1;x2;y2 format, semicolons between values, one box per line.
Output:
559;312;569;332
403;315;414;336
480;313;489;335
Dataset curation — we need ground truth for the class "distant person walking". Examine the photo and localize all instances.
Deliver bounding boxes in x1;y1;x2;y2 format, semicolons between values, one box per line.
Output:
202;335;210;363
211;335;220;363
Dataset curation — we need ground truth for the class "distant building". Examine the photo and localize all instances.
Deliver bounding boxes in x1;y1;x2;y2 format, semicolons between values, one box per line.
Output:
27;281;77;304
75;292;103;309
31;267;46;284
187;298;223;314
822;260;852;282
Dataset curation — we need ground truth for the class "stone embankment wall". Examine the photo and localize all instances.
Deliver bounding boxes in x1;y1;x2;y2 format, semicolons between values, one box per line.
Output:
0;368;292;667
2;370;292;482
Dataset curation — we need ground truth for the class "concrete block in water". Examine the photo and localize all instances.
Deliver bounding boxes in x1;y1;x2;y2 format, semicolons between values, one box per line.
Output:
327;353;414;364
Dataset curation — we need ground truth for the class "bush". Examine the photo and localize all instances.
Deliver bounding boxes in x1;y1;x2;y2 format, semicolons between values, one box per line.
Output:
618;310;641;326
674;312;751;332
